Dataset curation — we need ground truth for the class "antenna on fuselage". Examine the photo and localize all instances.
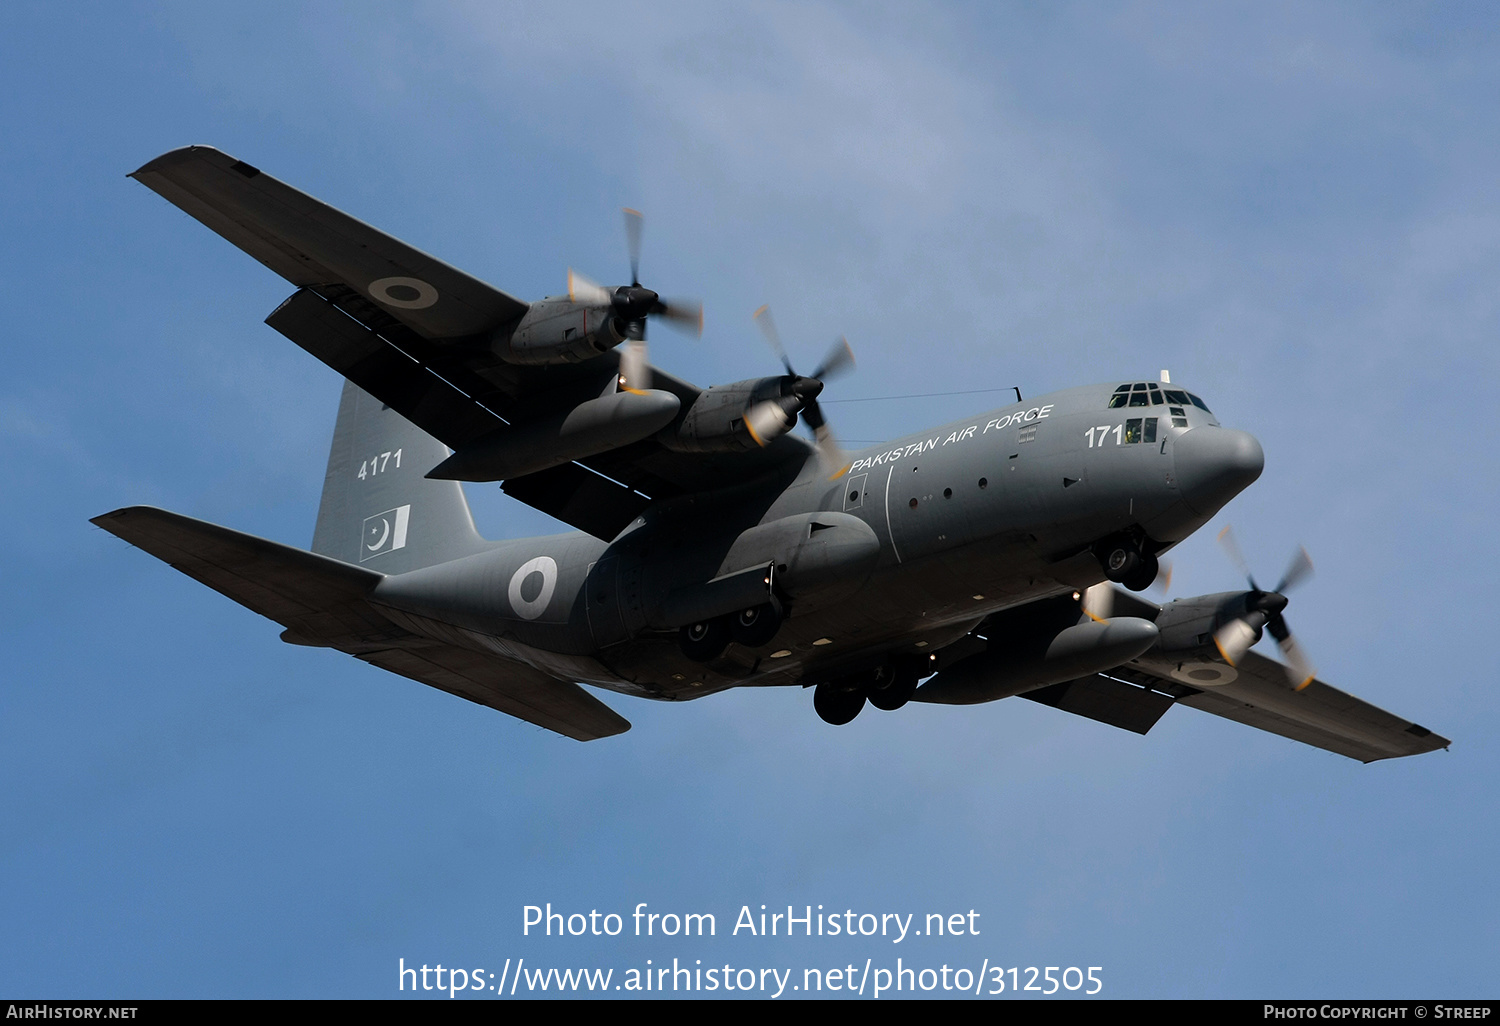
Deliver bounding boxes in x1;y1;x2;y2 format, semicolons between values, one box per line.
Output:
1013;386;1023;402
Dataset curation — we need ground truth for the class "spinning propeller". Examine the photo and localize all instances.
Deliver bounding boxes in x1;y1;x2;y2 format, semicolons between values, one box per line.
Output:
1212;525;1317;689
568;208;703;392
749;304;856;477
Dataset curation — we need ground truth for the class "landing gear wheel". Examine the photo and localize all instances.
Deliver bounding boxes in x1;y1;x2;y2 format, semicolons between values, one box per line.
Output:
1101;545;1140;583
729;601;782;648
679;618;730;662
868;657;921;711
1121;552;1159;592
813;682;867;725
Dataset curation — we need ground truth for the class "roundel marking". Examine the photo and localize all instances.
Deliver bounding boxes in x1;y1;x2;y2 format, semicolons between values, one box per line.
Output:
1169;662;1238;687
507;556;559;621
368;276;439;310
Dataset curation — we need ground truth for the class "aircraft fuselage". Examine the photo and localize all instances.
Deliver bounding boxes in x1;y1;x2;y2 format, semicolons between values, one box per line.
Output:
368;379;1264;701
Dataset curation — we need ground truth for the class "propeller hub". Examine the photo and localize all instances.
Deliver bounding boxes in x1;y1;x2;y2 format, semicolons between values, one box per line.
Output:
790;376;824;401
612;285;660;319
1249;591;1289;616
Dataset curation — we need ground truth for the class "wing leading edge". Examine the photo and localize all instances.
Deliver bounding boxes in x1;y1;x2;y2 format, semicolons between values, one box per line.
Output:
91;506;629;741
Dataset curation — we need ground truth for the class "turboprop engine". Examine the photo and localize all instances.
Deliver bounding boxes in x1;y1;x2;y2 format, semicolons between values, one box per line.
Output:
493;297;629;365
426;388;682;483
662;376;812;453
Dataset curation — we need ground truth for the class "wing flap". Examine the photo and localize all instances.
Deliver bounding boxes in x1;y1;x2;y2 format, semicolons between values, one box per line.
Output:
131;146;528;339
266;287;503;448
1020;675;1175;735
501;462;651;542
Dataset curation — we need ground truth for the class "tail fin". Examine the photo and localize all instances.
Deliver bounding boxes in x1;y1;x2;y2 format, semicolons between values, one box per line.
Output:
312;380;492;572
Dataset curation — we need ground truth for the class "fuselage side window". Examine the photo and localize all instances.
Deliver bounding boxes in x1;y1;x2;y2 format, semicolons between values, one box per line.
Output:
1124;418;1142;443
1144;417;1158;443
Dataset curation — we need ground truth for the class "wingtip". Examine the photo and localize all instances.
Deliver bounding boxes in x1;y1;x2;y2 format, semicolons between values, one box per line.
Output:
130;145;235;180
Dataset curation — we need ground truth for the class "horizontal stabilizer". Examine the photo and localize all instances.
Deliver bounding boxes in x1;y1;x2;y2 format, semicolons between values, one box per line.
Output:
92;506;629;741
356;645;630;742
91;505;400;648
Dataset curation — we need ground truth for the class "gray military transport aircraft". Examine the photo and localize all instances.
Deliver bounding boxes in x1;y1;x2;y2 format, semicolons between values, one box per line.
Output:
94;145;1448;762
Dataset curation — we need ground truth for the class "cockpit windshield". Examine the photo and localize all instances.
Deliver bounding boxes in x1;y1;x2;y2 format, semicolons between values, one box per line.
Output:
1107;382;1210;413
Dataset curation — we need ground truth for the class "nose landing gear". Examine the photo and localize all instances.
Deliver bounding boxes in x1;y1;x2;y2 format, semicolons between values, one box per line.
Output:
1094;536;1160;592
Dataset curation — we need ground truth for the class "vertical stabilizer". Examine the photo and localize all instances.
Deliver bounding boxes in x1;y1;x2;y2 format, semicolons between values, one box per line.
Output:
312;380;492;573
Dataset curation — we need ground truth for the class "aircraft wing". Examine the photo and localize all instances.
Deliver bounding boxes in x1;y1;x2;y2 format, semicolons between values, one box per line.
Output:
131;146;529;339
133;146;810;537
91;506;629;741
1033;651;1448;763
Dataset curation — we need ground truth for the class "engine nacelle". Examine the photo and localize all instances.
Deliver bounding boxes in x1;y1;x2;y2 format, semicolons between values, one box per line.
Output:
661;377;795;453
916;614;1160;705
1152;591;1260;657
494;297;627;365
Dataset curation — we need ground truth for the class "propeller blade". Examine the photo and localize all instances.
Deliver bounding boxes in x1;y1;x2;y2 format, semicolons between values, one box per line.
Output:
744;399;796;448
1275;628;1317;691
623;208;643;285
813;420;850;479
567;269;612;307
1081;583;1115;622
810;336;856;382
1265;612;1317;690
1275;546;1314;594
619;338;650;393
1217;524;1256;589
1213;616;1261;667
752;305;796;376
1151;559;1174;595
657;299;704;337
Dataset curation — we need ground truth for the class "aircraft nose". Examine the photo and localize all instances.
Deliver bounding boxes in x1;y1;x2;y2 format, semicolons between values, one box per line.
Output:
1174;427;1264;516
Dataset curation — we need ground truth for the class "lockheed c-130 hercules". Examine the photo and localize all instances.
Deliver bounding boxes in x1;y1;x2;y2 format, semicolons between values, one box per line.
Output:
94;145;1448;762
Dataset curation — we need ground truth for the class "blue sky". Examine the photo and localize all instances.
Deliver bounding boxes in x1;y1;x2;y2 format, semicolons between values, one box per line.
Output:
2;1;1495;999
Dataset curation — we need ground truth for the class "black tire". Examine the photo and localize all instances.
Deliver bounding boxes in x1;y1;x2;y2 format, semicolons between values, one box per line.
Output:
729;602;781;648
1101;544;1140;583
679;618;730;662
1121;553;1159;592
813;682;866;725
868;657;921;711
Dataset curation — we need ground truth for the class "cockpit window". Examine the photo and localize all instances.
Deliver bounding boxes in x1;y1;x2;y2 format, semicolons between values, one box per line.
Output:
1110;383;1210;414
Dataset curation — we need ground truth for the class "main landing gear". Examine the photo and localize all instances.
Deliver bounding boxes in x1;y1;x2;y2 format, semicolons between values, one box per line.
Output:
812;656;923;725
1094;535;1159;592
678;599;784;661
